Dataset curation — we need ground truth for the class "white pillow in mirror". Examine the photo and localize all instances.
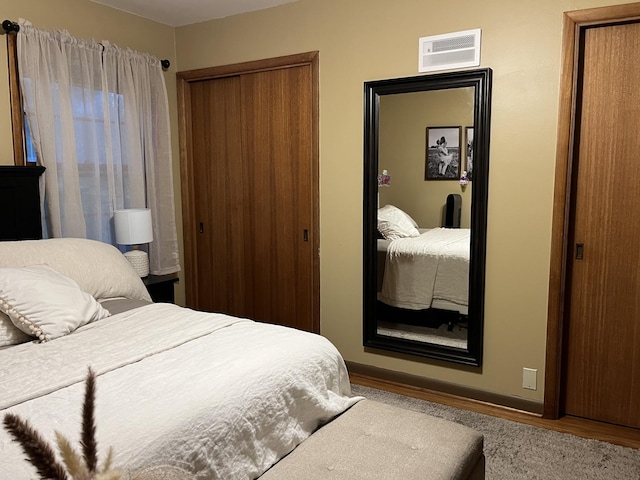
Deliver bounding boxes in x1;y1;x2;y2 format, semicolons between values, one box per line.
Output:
0;265;111;342
377;205;420;240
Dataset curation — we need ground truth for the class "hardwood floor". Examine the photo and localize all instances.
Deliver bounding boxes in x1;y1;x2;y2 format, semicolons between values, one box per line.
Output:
350;372;640;450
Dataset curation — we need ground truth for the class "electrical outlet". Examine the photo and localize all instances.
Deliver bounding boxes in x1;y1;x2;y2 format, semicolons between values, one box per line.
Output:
522;368;537;390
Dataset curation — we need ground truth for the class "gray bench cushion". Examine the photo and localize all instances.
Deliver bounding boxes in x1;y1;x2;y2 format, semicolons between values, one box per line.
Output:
260;399;484;480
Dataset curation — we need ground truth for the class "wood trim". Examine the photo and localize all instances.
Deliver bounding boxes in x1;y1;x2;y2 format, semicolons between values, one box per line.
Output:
309;53;320;333
176;75;197;307
564;1;640;24
347;361;543;414
7;33;25;166
544;9;579;421
351;369;640;449
177;51;319;82
544;2;640;420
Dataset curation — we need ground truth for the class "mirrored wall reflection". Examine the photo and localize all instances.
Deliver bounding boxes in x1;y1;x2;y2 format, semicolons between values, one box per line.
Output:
376;88;474;350
363;68;492;367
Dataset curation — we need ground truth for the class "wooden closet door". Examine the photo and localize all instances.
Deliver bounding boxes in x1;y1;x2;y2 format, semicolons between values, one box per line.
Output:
563;21;640;428
189;77;248;317
240;66;314;329
179;53;319;333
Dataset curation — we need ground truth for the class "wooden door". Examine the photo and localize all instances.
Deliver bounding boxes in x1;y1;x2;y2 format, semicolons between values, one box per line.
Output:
562;21;640;428
189;76;248;316
178;53;319;333
240;66;314;329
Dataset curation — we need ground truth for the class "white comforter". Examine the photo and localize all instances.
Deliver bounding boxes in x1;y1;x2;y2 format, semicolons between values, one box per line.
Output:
0;303;359;479
378;228;470;311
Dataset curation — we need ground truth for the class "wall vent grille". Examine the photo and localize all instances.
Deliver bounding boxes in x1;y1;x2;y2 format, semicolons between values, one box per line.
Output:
419;29;481;73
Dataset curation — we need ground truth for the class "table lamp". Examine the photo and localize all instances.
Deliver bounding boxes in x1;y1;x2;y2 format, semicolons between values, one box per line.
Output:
114;208;153;277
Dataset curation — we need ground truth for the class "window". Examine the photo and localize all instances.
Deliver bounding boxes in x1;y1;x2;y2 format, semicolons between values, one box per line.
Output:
5;22;180;275
24;116;37;165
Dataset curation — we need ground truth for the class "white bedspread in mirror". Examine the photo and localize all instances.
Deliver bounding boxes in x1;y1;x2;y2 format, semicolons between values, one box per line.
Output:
378;228;470;313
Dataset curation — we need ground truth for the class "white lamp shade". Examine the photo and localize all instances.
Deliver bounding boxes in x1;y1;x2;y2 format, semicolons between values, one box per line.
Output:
114;209;153;245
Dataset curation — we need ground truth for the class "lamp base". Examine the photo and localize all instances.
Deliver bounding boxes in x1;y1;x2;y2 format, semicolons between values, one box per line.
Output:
124;249;149;277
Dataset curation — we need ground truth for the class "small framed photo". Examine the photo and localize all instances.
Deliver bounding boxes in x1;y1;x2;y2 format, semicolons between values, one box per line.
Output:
425;126;461;180
465;127;474;181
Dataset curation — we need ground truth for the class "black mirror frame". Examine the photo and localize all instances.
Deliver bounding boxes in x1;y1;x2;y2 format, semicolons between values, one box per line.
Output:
363;67;492;367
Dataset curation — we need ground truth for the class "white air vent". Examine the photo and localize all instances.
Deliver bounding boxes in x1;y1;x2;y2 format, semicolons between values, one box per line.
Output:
418;29;481;73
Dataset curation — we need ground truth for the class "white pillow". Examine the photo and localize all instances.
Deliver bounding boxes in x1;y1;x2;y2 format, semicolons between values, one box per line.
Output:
377;205;420;240
0;312;32;347
0;265;111;342
0;238;152;302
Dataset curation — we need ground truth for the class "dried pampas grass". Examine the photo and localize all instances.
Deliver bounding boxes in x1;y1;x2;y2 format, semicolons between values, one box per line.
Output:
81;370;98;473
3;413;69;480
3;367;123;480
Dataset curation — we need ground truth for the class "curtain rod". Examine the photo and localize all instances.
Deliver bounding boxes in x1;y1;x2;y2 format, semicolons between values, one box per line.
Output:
1;19;170;70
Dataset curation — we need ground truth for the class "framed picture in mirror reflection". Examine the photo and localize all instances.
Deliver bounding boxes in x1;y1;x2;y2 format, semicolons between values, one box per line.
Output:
425;126;461;180
465;126;474;181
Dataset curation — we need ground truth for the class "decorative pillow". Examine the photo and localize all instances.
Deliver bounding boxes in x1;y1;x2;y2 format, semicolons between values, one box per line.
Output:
0;312;32;347
0;238;152;302
377;205;421;240
0;265;111;342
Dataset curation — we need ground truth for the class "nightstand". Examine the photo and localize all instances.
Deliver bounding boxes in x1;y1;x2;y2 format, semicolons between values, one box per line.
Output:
143;274;178;303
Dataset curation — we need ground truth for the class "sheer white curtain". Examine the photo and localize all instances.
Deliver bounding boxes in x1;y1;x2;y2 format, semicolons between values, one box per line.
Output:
17;19;180;275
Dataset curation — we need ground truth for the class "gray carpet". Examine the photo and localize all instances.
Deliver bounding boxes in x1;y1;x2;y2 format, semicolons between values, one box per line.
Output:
351;384;640;480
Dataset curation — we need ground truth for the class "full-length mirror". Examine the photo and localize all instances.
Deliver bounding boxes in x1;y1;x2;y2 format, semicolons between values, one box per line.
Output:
363;68;492;366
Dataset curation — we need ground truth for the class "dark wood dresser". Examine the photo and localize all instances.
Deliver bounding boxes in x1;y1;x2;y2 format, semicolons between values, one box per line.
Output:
0;166;45;240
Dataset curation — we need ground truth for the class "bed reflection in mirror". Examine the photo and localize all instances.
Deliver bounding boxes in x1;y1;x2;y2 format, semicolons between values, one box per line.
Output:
363;68;491;367
376;88;473;349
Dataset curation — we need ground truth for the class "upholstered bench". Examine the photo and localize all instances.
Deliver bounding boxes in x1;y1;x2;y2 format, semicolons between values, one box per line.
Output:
260;399;484;480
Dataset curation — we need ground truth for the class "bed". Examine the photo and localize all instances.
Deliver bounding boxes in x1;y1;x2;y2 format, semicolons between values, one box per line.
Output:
0;238;360;479
376;205;470;316
378;228;470;315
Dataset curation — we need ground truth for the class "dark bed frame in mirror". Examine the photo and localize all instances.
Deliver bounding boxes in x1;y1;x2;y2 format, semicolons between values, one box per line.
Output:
363;68;492;367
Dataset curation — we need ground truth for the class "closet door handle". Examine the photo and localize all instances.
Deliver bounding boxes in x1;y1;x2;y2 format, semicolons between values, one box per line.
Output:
303;229;309;242
575;243;584;260
199;222;204;234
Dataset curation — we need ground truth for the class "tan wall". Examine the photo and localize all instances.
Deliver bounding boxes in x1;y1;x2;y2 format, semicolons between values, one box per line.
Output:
0;0;185;304
0;0;635;405
378;89;473;229
175;0;637;404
